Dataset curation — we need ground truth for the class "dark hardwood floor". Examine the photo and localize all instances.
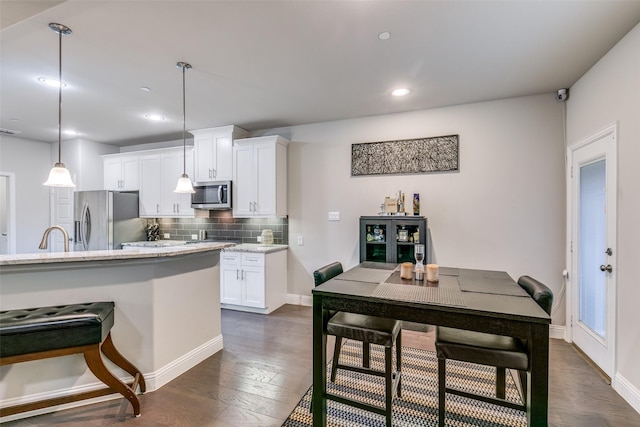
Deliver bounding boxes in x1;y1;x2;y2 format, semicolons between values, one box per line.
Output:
3;304;640;426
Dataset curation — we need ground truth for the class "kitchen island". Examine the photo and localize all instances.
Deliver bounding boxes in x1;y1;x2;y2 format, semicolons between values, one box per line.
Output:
0;242;233;421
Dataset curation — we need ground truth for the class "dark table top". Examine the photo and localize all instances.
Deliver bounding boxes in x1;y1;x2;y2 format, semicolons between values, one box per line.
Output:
312;263;550;324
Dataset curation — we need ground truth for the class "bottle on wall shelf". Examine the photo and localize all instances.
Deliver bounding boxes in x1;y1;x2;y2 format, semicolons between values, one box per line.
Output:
413;193;420;216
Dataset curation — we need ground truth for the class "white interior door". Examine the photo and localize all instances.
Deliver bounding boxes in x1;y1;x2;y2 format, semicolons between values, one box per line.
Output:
51;185;74;252
0;172;16;254
568;124;617;378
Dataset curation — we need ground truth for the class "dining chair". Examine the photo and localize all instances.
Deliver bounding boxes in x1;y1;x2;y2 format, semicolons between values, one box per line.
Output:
313;262;402;427
435;275;553;427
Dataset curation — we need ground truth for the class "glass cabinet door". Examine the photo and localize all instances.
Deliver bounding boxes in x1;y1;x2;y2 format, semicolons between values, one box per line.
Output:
364;222;387;263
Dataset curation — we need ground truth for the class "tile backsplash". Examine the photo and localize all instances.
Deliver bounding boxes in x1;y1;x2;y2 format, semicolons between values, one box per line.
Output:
149;211;288;244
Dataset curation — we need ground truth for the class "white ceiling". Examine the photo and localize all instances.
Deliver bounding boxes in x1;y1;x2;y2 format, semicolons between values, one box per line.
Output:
2;1;640;146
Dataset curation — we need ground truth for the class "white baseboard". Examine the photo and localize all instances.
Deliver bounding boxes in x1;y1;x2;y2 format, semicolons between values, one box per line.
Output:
287;293;312;306
550;324;565;340
0;335;224;423
615;372;640;415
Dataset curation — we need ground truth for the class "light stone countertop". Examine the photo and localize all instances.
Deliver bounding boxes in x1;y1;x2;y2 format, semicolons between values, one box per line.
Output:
222;243;289;254
0;241;235;266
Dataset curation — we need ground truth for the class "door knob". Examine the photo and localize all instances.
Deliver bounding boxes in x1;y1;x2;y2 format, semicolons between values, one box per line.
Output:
600;264;613;273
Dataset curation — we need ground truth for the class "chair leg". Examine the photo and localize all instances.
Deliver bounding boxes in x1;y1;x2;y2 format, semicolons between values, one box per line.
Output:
101;333;146;393
83;345;141;417
363;342;371;368
396;331;402;398
496;367;506;399
438;357;446;427
330;337;343;382
385;345;393;427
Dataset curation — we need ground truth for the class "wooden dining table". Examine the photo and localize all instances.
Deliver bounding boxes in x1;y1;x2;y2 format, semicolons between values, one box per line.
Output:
311;262;551;427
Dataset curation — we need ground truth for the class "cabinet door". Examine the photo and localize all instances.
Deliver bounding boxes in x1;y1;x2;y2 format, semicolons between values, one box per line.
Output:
160;150;194;217
233;144;256;217
221;266;243;305
121;156;139;190
104;158;122;190
243;266;266;308
194;133;215;183
215;135;233;181
139;155;162;217
254;142;276;216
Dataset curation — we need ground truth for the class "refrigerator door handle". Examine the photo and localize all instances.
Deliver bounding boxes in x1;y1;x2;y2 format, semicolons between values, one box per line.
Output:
80;202;91;251
74;220;81;244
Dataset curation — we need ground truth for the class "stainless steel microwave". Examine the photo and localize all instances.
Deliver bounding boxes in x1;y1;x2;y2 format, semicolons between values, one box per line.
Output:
191;181;231;210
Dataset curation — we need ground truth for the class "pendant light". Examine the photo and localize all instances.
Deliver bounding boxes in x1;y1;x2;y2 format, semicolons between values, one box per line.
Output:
174;61;195;193
43;23;75;187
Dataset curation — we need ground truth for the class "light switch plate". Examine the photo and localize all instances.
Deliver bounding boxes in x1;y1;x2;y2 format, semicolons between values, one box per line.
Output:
297;236;304;245
164;233;170;239
328;211;340;221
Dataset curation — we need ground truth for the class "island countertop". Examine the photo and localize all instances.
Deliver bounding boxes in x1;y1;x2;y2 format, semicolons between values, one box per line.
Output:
0;241;235;266
222;243;288;253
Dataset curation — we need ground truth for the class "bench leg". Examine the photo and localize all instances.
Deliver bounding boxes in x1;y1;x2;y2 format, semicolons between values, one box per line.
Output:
83;344;141;417
101;333;146;393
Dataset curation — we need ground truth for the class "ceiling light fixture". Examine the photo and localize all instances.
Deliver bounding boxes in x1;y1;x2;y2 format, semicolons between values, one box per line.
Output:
145;113;165;121
63;129;79;136
43;23;75;188
174;61;195;194
38;77;67;88
378;31;391;40
391;88;410;97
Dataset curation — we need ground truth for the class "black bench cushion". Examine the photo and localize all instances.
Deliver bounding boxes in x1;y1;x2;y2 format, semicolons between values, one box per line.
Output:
0;302;115;358
327;312;402;348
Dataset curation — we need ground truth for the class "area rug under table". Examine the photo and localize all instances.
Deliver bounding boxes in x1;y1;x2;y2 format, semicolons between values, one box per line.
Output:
283;339;527;427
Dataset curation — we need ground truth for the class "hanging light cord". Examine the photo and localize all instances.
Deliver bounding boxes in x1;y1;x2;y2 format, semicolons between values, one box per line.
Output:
182;63;187;175
56;26;63;165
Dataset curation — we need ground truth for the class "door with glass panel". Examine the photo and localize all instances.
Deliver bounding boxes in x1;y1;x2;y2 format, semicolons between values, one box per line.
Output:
569;124;617;378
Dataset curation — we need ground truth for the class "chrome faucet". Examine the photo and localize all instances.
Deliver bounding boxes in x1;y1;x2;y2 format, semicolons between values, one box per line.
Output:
39;226;70;252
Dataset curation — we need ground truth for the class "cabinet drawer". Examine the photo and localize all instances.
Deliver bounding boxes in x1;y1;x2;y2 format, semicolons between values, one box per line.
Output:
242;252;265;267
221;252;241;266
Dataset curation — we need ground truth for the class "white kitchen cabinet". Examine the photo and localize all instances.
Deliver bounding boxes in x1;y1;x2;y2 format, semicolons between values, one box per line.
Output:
219;249;287;314
103;154;139;191
139;147;194;218
190;125;248;183
232;135;288;217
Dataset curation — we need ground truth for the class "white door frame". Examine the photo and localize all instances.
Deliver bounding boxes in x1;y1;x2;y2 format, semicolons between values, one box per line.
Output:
565;122;617;378
0;171;17;254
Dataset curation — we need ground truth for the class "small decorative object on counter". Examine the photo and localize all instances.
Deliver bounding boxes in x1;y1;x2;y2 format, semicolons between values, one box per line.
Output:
427;264;439;282
145;223;160;241
413;193;420;216
260;229;274;245
385;197;397;213
400;262;413;279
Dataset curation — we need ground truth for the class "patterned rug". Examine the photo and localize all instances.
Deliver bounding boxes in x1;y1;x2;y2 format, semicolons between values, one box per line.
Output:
283;340;527;427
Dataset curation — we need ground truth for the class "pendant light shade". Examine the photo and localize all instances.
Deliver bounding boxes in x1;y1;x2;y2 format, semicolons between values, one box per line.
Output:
44;23;75;188
174;61;195;194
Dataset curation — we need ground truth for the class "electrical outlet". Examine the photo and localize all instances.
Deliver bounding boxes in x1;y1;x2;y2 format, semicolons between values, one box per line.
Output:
328;211;340;221
191;234;198;240
257;235;262;242
297;236;304;246
164;233;170;239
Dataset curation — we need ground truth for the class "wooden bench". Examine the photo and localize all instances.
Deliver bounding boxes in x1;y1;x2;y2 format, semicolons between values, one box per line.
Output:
0;302;145;418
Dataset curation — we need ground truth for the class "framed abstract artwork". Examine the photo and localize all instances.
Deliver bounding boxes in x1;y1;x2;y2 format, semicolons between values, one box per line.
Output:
351;134;459;176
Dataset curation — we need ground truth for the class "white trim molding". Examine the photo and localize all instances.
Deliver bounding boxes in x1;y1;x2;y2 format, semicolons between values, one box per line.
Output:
614;372;640;415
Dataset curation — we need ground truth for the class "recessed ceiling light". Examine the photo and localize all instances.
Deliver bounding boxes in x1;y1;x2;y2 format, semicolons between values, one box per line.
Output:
145;114;165;121
378;31;391;40
140;86;151;92
38;77;66;88
63;129;79;136
391;88;410;97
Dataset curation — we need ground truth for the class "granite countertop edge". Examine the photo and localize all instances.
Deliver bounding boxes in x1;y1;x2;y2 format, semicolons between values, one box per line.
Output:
0;242;235;266
222;243;289;254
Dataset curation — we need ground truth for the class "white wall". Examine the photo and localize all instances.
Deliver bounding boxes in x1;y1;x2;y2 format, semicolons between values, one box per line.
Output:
258;93;567;324
0;135;52;253
566;23;640;409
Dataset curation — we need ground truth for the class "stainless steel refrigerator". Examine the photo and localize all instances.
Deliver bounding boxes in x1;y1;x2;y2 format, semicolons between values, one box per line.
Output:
74;190;144;251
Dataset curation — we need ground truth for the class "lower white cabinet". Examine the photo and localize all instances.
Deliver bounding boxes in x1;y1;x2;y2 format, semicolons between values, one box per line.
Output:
220;249;287;314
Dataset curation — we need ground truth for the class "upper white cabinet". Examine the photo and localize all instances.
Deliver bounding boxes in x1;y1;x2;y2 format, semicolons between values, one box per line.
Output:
190;125;249;183
139;147;194;218
103;154;139;191
232;135;288;218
